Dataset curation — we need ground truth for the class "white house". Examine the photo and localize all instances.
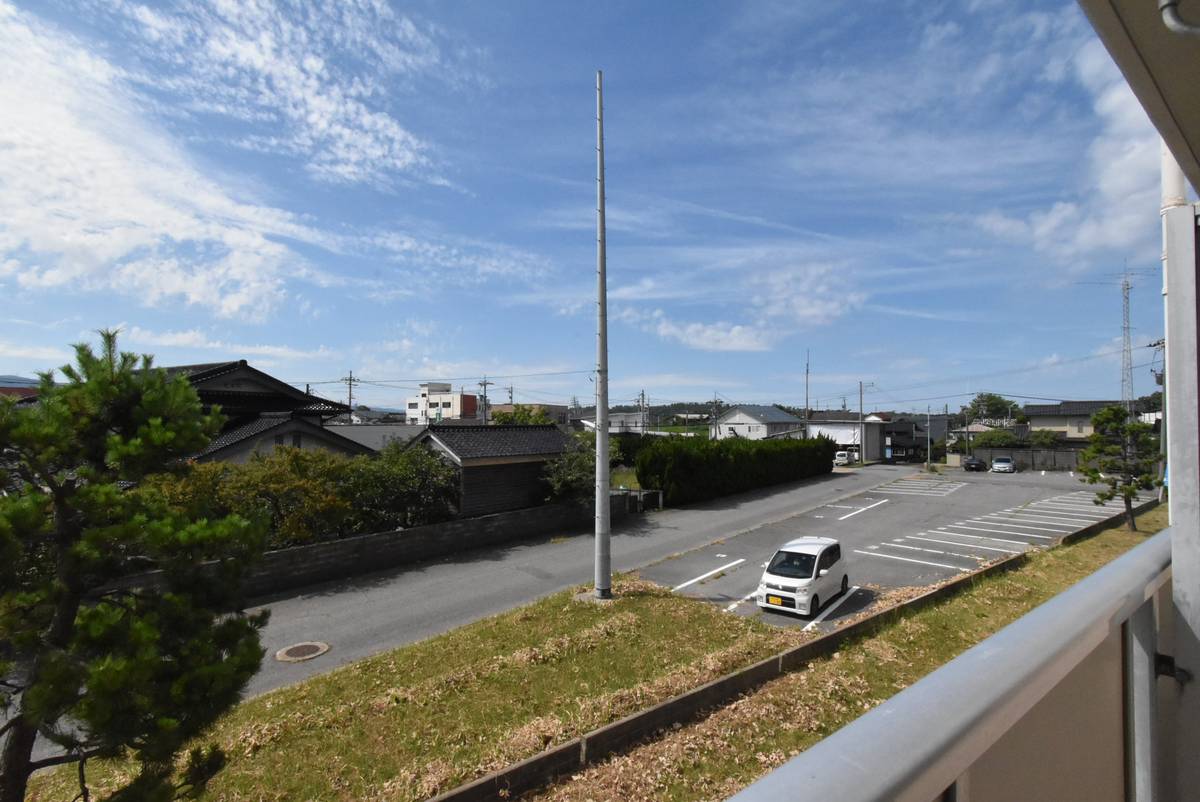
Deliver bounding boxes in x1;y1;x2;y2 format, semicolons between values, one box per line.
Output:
406;382;480;424
804;410;886;461
712;405;804;440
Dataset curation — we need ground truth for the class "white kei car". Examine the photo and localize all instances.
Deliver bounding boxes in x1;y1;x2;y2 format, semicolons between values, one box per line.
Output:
756;536;850;616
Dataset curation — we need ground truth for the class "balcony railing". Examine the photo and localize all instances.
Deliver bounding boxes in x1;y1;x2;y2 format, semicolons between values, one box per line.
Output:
727;528;1173;802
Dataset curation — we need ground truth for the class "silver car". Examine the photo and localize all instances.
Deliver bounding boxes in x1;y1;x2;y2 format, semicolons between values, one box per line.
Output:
991;456;1016;473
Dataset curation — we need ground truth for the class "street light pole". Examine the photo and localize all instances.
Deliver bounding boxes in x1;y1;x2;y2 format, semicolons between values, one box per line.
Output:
593;70;611;600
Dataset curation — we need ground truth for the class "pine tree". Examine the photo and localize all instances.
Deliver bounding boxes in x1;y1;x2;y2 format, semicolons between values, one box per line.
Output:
1078;405;1159;531
0;331;267;802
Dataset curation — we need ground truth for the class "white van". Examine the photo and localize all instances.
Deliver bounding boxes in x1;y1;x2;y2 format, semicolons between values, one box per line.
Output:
833;451;850;466
757;537;849;616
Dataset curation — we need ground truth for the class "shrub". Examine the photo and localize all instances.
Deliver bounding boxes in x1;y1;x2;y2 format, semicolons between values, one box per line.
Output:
634;435;837;506
970;429;1022;449
141;444;459;548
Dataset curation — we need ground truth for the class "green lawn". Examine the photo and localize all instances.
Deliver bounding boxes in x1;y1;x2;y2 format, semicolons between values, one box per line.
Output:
611;465;640;489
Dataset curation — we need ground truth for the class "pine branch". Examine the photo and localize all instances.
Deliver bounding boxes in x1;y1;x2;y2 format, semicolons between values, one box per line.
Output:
29;747;103;771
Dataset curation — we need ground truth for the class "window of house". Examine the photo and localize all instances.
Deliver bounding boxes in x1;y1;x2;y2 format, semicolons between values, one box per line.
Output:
1076;420;1084;433
442;401;452;408
408;402;418;409
292;433;302;448
274;434;284;446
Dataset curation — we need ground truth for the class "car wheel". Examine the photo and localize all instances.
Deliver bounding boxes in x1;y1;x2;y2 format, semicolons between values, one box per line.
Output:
809;595;820;616
841;574;849;595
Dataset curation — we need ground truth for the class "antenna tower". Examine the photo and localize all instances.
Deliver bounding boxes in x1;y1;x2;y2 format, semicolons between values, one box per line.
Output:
1121;274;1134;414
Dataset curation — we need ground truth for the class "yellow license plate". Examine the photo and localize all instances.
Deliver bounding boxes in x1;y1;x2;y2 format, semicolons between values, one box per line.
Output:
767;595;783;606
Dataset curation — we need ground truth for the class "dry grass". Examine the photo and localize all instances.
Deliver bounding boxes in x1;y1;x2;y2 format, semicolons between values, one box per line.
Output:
28;578;815;801
28;507;1164;802
526;506;1166;802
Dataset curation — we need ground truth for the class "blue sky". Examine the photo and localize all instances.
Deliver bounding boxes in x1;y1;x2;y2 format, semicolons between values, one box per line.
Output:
0;0;1181;412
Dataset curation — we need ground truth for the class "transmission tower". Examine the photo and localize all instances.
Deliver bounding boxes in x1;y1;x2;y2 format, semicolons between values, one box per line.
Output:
1121;274;1134;414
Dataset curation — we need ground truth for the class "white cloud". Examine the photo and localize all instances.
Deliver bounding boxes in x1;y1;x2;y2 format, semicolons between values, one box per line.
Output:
975;38;1160;265
123;326;333;361
615;308;774;352
0;341;71;362
106;0;477;186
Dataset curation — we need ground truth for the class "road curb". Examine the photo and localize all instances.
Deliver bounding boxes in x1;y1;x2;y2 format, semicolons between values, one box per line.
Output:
425;494;1158;802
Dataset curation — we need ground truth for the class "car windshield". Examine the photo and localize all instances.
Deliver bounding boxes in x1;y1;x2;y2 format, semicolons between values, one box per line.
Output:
996;458;1012;464
767;550;816;579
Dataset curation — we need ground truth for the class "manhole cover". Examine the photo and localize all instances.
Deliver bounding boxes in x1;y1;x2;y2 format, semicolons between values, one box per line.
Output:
275;641;329;663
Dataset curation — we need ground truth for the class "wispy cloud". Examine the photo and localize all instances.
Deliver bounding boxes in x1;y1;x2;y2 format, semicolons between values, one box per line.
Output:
123;326;335;361
103;0;482;186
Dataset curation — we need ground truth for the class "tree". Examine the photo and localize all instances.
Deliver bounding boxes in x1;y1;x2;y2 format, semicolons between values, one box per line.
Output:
1029;429;1065;449
0;332;267;802
970;429;1021;448
491;404;553;425
1078;405;1159;531
962;393;1020;423
1136;391;1163;413
543;431;619;502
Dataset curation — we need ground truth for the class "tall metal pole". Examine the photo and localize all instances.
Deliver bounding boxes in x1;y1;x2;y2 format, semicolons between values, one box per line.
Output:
804;349;810;436
594;70;611;600
926;406;931;469
858;380;864;464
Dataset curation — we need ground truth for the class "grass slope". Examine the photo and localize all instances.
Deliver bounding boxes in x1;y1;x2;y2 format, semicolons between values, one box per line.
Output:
29;507;1163;802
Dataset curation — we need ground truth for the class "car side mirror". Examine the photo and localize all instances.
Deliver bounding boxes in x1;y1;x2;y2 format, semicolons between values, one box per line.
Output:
818;569;829;577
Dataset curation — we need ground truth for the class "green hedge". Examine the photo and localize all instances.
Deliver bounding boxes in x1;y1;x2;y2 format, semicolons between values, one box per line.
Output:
634;435;838;506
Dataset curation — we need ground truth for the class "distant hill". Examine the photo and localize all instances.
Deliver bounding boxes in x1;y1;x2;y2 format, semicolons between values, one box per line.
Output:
0;375;38;387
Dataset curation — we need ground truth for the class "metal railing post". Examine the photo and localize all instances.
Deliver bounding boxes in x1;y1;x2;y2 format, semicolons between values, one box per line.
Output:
1124;597;1159;802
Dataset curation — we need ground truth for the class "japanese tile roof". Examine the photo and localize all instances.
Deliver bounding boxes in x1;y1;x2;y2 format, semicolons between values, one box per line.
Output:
1023;401;1126;417
718;405;802;424
195;413;372;459
419;424;569;461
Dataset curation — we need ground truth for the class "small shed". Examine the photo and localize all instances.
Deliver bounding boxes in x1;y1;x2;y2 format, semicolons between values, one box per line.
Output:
410;425;570;517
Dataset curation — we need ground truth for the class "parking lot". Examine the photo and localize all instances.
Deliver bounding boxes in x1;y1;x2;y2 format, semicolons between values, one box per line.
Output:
638;469;1153;633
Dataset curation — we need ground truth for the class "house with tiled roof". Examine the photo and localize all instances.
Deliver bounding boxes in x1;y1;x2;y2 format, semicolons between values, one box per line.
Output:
158;360;368;462
712;405;804;440
1023;400;1135;441
409;424;570;516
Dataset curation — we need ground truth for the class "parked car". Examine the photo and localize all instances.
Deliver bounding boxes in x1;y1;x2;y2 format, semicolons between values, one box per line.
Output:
962;456;987;471
757;536;849;617
833;451;850;466
991;456;1016;473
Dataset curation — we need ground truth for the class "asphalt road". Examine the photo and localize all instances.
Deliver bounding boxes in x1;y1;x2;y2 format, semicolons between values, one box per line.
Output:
244;463;912;695
639;469;1151;634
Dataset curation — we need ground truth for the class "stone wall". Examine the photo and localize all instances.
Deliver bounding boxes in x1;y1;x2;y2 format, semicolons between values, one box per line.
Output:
233;495;631;598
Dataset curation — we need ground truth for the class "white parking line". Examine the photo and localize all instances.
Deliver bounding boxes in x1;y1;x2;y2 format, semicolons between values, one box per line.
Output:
825;504;856;509
943;523;1054;540
673;558;745;592
874;489;952;497
884;541;983;561
981;514;1077;529
724;589;758;612
974;517;1070;533
1026;505;1108;518
839;498;889;520
853;549;964;571
803;586;861;631
907;535;1020;554
928;530;1032;546
990;511;1085;525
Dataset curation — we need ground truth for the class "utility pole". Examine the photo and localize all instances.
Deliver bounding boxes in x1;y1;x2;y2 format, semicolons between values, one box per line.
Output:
593;69;611;600
926;405;931;470
478;377;493;424
508;384;514;404
1122;272;1135;415
859;381;865;464
340;371;359;415
804;349;810;436
711;393;719;439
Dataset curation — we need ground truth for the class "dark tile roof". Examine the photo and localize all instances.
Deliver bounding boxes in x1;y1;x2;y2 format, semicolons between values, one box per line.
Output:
161;361;242;381
195;413;372;459
421;424;569;460
1024;401;1125;417
719;405;802;425
806;410;863;422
